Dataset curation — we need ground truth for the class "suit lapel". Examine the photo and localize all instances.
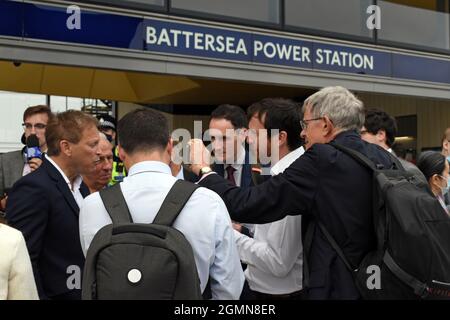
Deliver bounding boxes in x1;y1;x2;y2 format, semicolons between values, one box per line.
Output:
44;158;80;216
241;150;253;188
56;179;80;215
79;182;91;198
213;163;225;177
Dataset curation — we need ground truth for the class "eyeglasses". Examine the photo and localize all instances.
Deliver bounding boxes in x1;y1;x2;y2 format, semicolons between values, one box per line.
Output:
300;117;324;130
22;123;46;130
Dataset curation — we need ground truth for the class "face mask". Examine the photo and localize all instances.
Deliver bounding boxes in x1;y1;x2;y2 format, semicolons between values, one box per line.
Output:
439;175;450;196
444;177;450;196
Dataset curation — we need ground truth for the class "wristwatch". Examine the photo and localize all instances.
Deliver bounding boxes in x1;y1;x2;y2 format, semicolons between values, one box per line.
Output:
198;166;213;179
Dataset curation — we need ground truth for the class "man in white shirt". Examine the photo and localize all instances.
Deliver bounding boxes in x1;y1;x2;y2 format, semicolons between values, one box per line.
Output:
79;108;244;300
233;98;304;300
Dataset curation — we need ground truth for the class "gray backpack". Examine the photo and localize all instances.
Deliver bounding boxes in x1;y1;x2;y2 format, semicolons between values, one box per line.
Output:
82;180;203;300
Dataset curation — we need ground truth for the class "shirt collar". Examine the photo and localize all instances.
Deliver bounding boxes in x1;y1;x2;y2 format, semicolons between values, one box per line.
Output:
175;166;185;180
45;154;83;191
128;161;172;177
333;130;360;143
229;145;246;170
270;147;305;176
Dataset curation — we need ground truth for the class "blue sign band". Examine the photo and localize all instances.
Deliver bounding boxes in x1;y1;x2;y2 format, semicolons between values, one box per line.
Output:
0;0;23;38
0;1;449;85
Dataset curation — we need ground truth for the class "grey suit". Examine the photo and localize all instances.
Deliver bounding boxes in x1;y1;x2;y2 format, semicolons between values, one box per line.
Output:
0;150;25;196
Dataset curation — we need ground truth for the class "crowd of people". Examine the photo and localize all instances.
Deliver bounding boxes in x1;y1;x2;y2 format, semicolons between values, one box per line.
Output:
0;86;449;300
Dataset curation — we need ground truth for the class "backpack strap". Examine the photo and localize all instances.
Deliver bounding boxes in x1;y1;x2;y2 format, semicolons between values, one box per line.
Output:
153;180;200;226
317;221;358;273
329;141;377;171
386;152;406;172
383;251;429;298
303;219;358;291
307;142;378;277
99;183;134;225
302;219;315;289
330;141;405;172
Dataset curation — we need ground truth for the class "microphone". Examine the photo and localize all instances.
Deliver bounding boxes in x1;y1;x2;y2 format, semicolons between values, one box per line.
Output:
26;134;42;161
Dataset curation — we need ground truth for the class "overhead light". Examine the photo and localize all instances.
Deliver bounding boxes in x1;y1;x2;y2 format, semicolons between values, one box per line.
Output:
395;136;415;141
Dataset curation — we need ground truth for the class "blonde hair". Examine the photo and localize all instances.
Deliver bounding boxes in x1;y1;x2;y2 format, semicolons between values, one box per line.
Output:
46;110;98;156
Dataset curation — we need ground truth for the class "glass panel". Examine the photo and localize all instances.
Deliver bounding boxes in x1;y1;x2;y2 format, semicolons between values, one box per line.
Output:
171;0;280;23
49;96;69;113
383;0;445;11
67;97;85;110
80;0;165;8
50;96;104;112
285;0;373;38
378;1;450;50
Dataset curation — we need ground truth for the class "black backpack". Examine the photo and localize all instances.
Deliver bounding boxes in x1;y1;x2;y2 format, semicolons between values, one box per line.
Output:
305;143;450;300
82;180;203;300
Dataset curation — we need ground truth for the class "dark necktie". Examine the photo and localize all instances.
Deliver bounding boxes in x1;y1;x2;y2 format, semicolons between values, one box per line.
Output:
225;166;237;186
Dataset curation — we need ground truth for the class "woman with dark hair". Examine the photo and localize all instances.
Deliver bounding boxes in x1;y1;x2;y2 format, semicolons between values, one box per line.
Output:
417;151;450;216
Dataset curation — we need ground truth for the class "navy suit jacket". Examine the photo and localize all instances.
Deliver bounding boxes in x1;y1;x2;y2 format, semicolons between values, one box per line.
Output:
198;131;394;299
6;158;89;300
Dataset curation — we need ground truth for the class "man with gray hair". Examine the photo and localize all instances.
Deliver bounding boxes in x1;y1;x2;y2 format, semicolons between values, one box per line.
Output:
187;86;394;299
81;133;114;193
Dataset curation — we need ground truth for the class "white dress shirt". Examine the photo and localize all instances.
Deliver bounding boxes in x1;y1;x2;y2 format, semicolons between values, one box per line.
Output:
79;161;244;300
233;147;305;295
22;163;31;177
175;166;184;180
21;152;31;176
45;154;84;208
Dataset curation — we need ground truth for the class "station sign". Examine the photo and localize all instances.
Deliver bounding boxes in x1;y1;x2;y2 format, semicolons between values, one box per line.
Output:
0;1;449;85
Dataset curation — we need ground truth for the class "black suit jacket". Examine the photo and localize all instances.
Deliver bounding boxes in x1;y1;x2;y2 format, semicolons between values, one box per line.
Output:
198;130;394;299
5;158;89;300
182;166;200;183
